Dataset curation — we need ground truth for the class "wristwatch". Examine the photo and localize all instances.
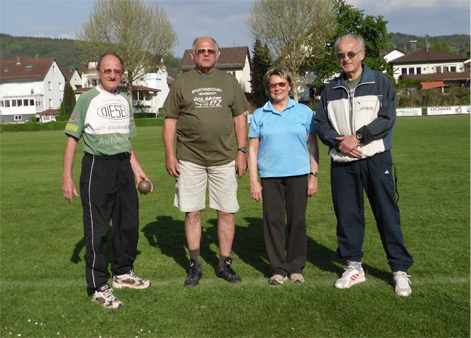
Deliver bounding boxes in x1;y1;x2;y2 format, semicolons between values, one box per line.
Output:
356;132;364;141
310;171;318;177
237;147;247;153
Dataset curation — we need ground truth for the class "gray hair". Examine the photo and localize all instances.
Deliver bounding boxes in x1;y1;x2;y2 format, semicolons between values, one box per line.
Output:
334;34;365;53
191;37;219;54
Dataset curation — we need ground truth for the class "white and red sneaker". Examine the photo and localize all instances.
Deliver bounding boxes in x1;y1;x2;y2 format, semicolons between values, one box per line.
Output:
334;266;366;289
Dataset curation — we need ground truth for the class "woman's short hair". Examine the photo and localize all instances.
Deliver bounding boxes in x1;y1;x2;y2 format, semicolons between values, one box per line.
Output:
263;66;293;94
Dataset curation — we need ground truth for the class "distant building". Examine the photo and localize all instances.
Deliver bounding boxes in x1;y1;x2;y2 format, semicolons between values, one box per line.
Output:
62;67;82;90
78;59;170;115
0;55;65;123
389;46;469;87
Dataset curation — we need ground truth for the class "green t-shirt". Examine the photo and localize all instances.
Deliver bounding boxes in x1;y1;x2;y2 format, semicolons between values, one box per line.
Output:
161;69;249;166
64;86;136;156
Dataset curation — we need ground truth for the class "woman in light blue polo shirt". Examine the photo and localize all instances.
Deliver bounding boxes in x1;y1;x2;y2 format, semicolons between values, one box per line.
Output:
248;66;319;285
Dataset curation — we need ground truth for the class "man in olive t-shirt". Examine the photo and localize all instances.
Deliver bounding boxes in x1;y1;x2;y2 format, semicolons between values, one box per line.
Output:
162;37;249;287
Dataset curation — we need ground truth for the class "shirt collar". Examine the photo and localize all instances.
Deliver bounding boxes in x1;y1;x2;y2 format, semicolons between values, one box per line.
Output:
263;98;295;114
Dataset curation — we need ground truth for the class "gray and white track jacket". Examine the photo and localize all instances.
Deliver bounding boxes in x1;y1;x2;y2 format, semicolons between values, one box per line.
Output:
314;64;396;163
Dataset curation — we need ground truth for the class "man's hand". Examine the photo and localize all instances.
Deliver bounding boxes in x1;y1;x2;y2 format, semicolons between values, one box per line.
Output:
235;152;247;179
336;135;363;158
165;155;181;178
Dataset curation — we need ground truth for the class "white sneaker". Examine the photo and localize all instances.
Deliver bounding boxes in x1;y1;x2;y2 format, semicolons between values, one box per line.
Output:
92;285;123;309
334;266;366;289
394;271;412;296
269;274;288;285
113;270;151;289
290;273;305;284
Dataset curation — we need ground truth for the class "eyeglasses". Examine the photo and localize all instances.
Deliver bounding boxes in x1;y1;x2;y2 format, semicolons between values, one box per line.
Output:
194;49;217;56
336;50;362;60
268;82;287;89
100;69;123;76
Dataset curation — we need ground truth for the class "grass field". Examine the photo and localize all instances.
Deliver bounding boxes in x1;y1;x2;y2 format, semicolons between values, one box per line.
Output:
1;115;469;337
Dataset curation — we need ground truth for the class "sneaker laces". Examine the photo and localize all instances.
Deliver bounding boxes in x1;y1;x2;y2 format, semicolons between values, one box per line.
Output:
396;273;412;288
340;266;358;279
102;287;115;300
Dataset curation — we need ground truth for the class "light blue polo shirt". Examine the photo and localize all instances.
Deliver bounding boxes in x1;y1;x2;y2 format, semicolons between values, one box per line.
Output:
249;98;314;178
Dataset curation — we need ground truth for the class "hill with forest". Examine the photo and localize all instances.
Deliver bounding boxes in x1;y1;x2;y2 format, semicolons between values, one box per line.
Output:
387;33;470;56
1;33;469;76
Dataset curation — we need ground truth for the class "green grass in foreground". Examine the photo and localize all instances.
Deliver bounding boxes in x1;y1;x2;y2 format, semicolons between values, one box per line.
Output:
0;115;469;337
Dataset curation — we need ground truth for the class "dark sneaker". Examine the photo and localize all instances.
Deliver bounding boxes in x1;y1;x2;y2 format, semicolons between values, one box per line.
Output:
184;259;203;287
216;257;242;284
92;284;123;309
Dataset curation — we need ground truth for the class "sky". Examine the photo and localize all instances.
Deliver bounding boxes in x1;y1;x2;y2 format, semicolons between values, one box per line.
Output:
0;0;470;58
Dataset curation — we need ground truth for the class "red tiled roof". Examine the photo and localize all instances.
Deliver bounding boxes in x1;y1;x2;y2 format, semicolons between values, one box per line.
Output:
392;47;467;64
0;57;57;82
420;81;448;89
180;46;251;71
39;109;61;115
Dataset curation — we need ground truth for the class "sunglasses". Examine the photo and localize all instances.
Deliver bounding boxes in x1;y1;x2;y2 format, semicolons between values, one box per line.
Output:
336;50;362;60
194;49;217;56
100;69;123;76
268;82;288;89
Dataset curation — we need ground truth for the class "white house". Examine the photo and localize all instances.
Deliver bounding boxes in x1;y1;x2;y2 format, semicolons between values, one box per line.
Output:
0;56;65;123
389;46;469;85
78;60;170;115
383;48;406;63
62;67;82;90
179;46;252;94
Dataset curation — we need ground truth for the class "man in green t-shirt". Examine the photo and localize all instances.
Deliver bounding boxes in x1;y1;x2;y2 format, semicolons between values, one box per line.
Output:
62;53;152;309
162;37;249;287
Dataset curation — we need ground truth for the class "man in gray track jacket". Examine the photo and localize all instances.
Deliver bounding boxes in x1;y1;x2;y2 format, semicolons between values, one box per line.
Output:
314;34;413;296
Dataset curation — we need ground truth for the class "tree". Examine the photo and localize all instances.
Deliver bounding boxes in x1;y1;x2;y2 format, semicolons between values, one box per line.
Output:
250;39;272;108
61;82;76;115
313;0;392;87
246;0;336;102
76;0;177;99
431;38;452;53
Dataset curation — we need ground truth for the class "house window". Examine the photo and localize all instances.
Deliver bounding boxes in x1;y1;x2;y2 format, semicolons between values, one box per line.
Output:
4;100;10;107
416;68;421;74
59;82;63;91
23;99;29;106
53;66;56;73
401;68;407;75
14;115;22;121
450;66;456;72
48;82;52;90
30;99;35;106
408;67;415;75
17;100;23;107
0;101;3;107
12;100;17;107
31;88;34;94
26;65;33;70
436;66;442;73
92;79;98;87
49;99;53;108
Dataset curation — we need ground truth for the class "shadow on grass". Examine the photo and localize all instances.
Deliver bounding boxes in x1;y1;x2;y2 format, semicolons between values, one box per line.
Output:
70;227;142;265
139;215;392;284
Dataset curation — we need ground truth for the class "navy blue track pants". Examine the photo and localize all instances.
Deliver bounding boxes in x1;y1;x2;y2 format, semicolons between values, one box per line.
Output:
330;151;413;272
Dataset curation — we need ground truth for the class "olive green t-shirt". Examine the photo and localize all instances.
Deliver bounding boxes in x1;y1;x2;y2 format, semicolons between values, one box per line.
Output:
161;69;249;166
